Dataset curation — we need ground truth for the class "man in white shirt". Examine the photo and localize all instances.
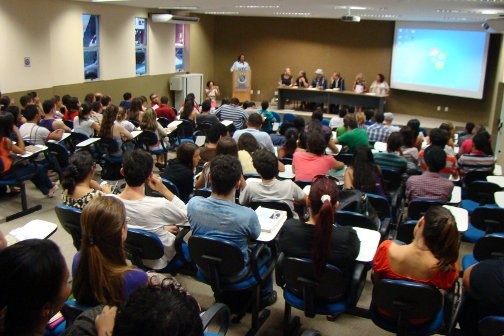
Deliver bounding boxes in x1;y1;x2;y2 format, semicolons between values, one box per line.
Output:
383;112;400;133
117;149;188;271
19;105;63;145
233;113;275;153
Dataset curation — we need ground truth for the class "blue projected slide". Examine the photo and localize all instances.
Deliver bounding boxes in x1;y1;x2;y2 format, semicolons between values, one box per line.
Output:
390;22;489;99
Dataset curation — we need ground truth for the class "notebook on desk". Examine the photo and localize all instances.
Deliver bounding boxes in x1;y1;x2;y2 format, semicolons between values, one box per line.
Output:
6;220;58;246
255;206;287;233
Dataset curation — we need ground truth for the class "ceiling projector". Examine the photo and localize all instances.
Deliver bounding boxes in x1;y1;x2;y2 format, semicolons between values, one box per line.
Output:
341;15;361;22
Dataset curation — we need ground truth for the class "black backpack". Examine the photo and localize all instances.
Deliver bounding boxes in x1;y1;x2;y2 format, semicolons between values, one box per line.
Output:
339;189;378;221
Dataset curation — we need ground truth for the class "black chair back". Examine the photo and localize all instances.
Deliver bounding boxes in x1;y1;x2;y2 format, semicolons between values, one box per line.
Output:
335;210;378;231
473;234;504;261
46;141;70;175
97;137;120;156
70;132;89;145
282;257;347;306
367;193;392;221
162;178;180;196
157;117;170;128
124;228;165;270
295;180;312;190
467;181;501;205
407;199;445;220
178;119;195;140
129;119;140;127
371;279;443;335
471;207;504;234
464;171;491;186
193;188;212;198
279;157;293;165
55;205;82;250
196;122;213;136
381;167;403;191
479;315;504;336
248;201;294;219
137;130;159;147
335;153;353;165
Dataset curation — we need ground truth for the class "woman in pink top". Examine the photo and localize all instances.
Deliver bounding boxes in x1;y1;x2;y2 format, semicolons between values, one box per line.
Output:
293;131;344;181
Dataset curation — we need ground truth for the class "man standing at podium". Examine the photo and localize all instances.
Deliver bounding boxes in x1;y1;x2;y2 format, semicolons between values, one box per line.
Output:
230;54;251;72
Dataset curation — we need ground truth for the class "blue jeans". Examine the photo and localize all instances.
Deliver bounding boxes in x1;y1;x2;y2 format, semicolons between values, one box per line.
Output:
4;162;53;195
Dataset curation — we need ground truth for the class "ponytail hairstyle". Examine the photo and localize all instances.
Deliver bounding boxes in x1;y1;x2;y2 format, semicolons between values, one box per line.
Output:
72;196;131;306
61;151;95;195
99;104;119;138
282;127;298;158
78;102;92;124
309;176;340;273
421;206;459;273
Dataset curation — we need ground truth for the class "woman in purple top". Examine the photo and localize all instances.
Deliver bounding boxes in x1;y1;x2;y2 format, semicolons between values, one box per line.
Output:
72;196;147;306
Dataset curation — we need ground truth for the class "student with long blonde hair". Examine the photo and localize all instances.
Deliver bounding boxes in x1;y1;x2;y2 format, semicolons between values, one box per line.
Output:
140;107;168;167
72;196;147;306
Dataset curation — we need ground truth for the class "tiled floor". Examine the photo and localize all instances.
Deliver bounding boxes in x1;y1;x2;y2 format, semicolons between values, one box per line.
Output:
0;167;473;336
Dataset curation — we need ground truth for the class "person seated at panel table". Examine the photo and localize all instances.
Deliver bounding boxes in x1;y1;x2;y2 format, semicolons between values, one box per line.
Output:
330;72;346;90
457;131;495;177
373;132;408;173
406;145;454;203
278;175;360;273
344;145;385;196
310;69;328;90
293;131;344;181
460;258;504;336
72;196;148;306
240;149;306;219
61;151;112;210
373;206;459;290
369;73;390;95
279;67;293;86
418;128;458;179
188;154;277;308
335;117;370;153
294;70;309;88
353;73;367;93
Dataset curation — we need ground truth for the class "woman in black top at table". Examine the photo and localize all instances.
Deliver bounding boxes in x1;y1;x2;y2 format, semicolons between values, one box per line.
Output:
279;67;293;86
278;175;360;273
295;70;309;88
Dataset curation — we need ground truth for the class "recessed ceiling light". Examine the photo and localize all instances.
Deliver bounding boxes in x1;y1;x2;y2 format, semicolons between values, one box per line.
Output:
235;5;280;9
204;11;239;15
159;6;199;10
334;6;367;10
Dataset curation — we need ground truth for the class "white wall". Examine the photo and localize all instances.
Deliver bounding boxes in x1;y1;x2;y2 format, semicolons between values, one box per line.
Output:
0;0;176;93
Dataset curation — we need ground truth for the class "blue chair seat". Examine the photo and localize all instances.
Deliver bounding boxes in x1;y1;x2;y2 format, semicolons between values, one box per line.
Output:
370;305;445;336
463;224;486;243
462;254;478;271
284;290;347;316
195;263;270;291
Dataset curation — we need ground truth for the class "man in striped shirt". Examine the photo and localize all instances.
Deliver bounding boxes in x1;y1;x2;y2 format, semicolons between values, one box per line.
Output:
373;132;408;172
458;131;495;176
215;97;248;130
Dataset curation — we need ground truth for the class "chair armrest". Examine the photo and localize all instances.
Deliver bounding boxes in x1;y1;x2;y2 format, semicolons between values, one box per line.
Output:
250;242;276;283
347;262;368;308
175;227;191;263
379;218;391;239
275;252;285;287
200;303;230;335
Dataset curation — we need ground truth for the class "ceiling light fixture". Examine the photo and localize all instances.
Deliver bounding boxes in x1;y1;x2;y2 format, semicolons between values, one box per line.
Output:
274;12;311;16
235;5;280;9
204;11;240;15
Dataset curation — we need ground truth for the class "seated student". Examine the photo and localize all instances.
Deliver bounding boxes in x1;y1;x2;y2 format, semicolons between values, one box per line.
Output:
215;97;248;131
73;103;100;137
257;101;276;134
71;284;203;336
460;124;484;155
366;111;391;143
155;96;176;122
98;104;134;156
373;132;408;173
199;123;228;164
188;155;277;307
240;149;306;218
277;127;299;159
19;104;64;145
373;206;459;289
335;117;369;153
39;99;71;132
278;175;360;273
460;259;504;336
119;91;132;110
329;108;346;130
196;99;220;128
406;146;454;203
406;118;424;150
162;142;200;203
293;131;344;181
179;99;196;137
73;196;148;306
356;111;367;129
0;112;57;197
116;106;136;133
439;122;456;156
418;128;458;179
140;107;168;168
242;101;257;116
64;96;80;121
0;239;70;336
117;150;187;271
458;131;495;176
344;145;385;196
61;151;111;209
457;122;475;146
233;113;275;153
400;126;419;167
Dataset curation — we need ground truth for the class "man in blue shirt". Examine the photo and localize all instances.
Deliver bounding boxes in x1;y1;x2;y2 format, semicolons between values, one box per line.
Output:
187;155;276;307
367;111;391;143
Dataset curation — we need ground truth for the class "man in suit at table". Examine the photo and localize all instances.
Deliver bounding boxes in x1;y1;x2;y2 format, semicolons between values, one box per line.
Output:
330;72;345;91
310;69;328;90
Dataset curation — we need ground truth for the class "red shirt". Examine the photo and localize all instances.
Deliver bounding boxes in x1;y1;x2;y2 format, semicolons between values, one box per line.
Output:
373;240;458;290
64;110;78;122
155;104;176;122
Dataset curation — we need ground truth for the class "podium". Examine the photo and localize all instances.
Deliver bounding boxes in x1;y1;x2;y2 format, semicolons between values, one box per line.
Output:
232;70;251;102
